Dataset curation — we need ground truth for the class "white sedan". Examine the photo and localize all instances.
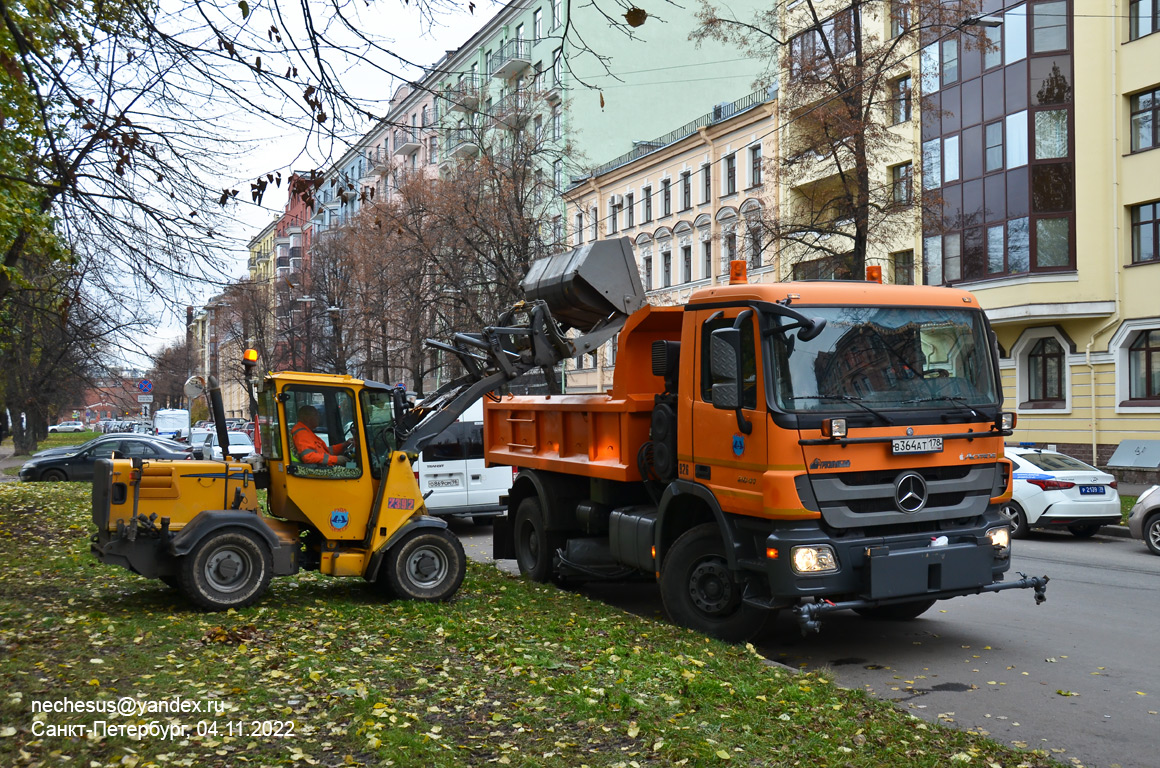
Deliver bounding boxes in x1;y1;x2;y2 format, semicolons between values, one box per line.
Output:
198;431;255;461
1001;447;1121;538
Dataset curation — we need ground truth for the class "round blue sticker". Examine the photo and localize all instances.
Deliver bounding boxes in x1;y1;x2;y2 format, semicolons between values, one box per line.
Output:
330;509;349;530
732;433;745;457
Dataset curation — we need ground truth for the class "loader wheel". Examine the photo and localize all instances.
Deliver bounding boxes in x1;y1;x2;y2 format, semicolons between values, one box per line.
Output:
384;529;466;601
853;599;937;621
180;529;272;611
514;497;560;583
659;524;766;643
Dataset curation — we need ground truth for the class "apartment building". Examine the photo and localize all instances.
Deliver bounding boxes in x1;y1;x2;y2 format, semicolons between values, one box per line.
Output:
917;0;1160;469
563;88;778;392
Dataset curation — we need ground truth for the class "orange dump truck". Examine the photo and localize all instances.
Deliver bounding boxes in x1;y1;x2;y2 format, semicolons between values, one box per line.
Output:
481;248;1047;640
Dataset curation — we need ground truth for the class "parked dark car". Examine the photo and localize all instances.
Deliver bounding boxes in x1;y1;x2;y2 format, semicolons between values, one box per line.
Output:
19;436;192;482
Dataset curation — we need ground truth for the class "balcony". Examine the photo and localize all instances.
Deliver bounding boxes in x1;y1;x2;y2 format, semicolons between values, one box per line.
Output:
447;75;483;113
544;75;563;104
489;38;532;80
366;146;391;173
492;91;533;128
393;128;421;156
443;129;479;160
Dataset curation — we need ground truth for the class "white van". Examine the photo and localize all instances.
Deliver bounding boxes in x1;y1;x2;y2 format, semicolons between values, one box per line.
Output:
416;400;512;524
153;409;190;441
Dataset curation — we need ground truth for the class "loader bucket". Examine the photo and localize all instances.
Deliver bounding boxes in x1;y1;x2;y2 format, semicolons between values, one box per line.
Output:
521;237;646;329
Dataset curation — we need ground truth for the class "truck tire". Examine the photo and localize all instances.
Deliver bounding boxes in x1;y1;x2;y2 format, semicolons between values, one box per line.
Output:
999;500;1031;538
659;524;765;643
180;529;272;611
385;529;466;601
514;497;560;583
853;599;937;621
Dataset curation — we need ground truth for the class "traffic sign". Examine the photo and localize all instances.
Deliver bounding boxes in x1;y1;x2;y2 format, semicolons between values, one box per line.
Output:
137;394;154;403
138;379;153;393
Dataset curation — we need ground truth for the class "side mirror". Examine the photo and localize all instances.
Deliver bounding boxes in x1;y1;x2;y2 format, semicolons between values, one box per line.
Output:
798;317;827;342
709;329;741;411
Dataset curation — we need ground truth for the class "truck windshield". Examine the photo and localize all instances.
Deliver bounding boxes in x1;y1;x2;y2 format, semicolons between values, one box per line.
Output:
770;306;998;413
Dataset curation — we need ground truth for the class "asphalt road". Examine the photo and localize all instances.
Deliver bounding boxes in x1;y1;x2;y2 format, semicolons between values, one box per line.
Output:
456;522;1159;768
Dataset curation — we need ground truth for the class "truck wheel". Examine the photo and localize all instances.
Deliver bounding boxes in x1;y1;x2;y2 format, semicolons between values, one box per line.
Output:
1068;523;1101;538
514;497;560;583
659;524;765;643
854;599;937;621
385;529;466;601
180;529;272;611
999;501;1031;538
1145;515;1160;556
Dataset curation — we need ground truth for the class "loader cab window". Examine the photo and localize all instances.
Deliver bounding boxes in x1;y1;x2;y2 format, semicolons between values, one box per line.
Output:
257;386;283;461
284;387;362;479
700;314;758;409
360;388;398;479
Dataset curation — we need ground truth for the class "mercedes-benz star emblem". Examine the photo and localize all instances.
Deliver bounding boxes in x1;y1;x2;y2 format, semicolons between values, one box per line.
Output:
894;471;928;514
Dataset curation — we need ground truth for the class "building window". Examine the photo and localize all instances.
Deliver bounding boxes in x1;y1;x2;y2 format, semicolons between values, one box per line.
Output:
681;244;692;282
553;159;563;192
1032;0;1068;52
702;164;712;202
920;42;939;94
1129;330;1160;400
1006;110;1029;168
985;121;1004;172
1130;88;1159;152
943;135;960;183
1035;217;1070;268
891;76;912;124
986;224;1005;273
552;216;563;246
429;137;438;164
724;232;737;263
552;48;562;86
724;154;736;195
552;104;561;140
642;186;653;222
890;162;912;205
923;235;942;284
890;0;910;38
983;24;1003;69
702;239;713;277
642;255;652;290
1131;0;1159;40
1026;337;1065;404
922;138;941;188
662;250;672;288
1035;110;1068;159
943;232;962;282
608;201;619;234
892;250;914;284
626;193;635;228
534;8;542;39
1132;201;1159;263
552;0;561;29
590;207;597;241
941;38;958;86
749;145;763;186
574;213;584;245
662;179;672;216
1009;217;1031;272
681;171;692;210
747;225;762;268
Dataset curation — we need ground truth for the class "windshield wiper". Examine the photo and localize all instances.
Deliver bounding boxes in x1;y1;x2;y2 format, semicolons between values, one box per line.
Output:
902;395;982;419
787;394;895;425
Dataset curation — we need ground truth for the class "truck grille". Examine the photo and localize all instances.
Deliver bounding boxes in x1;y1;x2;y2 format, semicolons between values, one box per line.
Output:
810;464;999;529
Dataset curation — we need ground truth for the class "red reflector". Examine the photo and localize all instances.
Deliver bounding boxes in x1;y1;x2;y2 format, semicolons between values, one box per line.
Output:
1026;478;1075;490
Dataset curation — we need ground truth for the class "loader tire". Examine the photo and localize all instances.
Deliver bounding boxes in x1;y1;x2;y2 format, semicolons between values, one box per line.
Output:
180;529;272;611
385;529;466;602
659;524;766;643
514;497;560;583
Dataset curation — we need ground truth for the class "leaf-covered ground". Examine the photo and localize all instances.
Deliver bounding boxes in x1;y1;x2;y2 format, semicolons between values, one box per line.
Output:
0;483;1057;767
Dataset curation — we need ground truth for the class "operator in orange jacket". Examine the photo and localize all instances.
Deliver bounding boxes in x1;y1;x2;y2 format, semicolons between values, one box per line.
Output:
291;405;352;465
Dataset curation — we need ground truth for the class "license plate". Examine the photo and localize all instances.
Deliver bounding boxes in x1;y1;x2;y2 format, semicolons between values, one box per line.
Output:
1079;485;1105;495
427;479;460;488
891;437;943;455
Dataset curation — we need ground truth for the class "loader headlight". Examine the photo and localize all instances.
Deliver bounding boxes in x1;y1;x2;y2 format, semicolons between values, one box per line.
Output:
791;545;838;574
987;526;1010;556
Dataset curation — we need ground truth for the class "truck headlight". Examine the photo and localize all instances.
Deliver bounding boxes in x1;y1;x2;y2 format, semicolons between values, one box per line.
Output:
791;545;838;574
987;526;1010;556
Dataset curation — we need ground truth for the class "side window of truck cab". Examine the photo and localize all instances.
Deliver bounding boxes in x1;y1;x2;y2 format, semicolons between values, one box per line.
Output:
700;314;758;409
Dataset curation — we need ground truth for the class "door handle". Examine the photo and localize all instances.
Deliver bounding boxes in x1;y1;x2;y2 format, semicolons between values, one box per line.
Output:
471;474;481;481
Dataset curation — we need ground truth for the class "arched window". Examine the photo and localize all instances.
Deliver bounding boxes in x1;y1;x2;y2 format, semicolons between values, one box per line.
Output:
1129;330;1160;401
1027;337;1064;403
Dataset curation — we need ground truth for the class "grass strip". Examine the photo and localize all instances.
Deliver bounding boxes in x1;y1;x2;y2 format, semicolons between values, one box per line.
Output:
0;483;1056;767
